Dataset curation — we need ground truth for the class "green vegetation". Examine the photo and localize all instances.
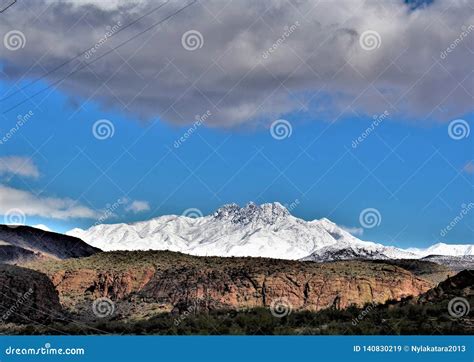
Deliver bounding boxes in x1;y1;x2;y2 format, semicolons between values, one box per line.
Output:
10;251;468;336
1;297;471;335
26;250;425;277
375;259;453;284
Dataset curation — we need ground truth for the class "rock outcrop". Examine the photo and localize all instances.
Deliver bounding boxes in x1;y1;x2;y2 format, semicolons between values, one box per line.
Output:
0;264;62;324
417;269;473;303
27;251;433;318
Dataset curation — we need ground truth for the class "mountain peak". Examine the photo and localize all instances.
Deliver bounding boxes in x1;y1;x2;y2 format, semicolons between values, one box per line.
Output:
66;204;473;261
214;202;289;225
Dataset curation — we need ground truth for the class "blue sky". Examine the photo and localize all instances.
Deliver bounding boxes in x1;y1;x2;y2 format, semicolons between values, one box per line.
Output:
1;79;472;248
0;0;473;249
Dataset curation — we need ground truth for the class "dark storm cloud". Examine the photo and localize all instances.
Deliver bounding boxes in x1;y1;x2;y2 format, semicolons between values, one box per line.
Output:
0;0;472;127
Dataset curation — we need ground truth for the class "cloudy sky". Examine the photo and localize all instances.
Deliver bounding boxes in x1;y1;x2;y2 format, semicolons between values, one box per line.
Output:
0;0;472;248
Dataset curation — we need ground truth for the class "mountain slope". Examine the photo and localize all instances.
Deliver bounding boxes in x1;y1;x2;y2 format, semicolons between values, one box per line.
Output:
421;255;474;272
0;225;101;264
407;243;474;257
416;269;473;304
0;264;62;324
68;202;473;261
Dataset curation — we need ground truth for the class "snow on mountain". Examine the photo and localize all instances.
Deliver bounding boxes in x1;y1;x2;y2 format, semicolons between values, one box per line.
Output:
67;202;473;261
407;243;474;258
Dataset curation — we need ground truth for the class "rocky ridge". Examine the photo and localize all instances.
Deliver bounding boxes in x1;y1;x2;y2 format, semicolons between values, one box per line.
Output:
0;225;101;264
26;251;434;319
0;264;62;324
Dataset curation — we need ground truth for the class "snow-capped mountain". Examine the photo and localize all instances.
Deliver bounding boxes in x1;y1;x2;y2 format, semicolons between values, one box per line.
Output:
407;243;474;258
67;202;473;261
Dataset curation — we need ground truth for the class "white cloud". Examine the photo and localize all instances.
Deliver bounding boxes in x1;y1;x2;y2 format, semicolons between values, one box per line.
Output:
32;224;52;232
341;225;364;237
125;200;151;213
44;0;144;10
0;184;100;220
0;157;39;178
